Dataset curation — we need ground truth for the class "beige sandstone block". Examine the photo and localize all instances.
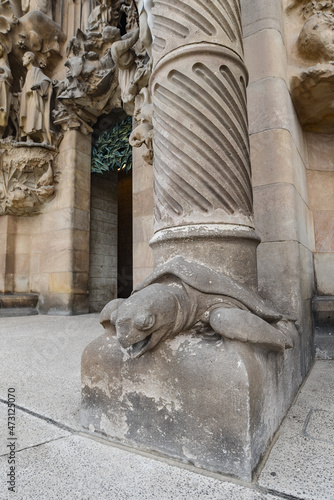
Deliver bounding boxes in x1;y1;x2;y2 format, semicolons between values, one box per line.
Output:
30;232;50;253
49;272;72;294
48;229;73;253
257;241;303;317
29;253;41;274
0;236;7;255
133;266;154;289
241;0;283;38
58;147;91;173
307;133;334;171
59;130;92;156
254;183;314;249
314;253;334;295
244;29;287;84
40;249;72;273
30;273;50;294
132;162;154;194
73;272;89;294
15;254;30;274
251;129;308;202
133;188;154;218
133;215;154;244
314;211;334;252
307;171;334;211
0;215;8;233
248;78;306;163
133;241;154;269
73;250;90;273
40;209;72;232
0;274;5;291
14;234;31;254
14;274;29;292
73;208;90;232
74;188;91;212
75;168;91;195
73;229;90;252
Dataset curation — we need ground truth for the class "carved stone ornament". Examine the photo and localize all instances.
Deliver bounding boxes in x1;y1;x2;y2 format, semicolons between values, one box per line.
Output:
101;257;294;359
54;0;153;136
288;1;334;132
0;142;56;215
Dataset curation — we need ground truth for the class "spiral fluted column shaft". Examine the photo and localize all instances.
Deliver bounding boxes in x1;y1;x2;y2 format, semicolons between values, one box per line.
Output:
149;0;259;286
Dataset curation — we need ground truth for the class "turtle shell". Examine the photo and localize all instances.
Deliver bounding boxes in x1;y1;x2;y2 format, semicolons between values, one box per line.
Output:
134;256;284;322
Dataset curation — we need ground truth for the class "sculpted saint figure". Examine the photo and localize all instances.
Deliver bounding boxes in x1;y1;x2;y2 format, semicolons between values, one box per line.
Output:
21;0;52;18
0;43;12;137
19;51;52;144
135;0;153;59
103;26;139;112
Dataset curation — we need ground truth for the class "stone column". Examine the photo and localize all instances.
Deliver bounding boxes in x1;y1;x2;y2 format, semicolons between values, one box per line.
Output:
149;0;259;287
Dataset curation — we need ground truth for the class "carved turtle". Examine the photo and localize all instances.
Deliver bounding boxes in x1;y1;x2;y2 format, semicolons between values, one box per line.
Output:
101;257;294;358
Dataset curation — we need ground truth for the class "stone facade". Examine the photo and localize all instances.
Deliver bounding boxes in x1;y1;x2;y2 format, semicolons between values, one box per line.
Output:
0;0;333;482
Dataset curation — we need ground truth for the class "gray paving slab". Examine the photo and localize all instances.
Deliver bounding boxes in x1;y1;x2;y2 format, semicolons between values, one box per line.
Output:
0;404;71;456
0;314;102;428
258;360;334;500
0;434;282;500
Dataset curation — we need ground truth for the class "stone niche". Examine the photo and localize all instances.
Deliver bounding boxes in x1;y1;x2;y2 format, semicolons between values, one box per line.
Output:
0;142;56;215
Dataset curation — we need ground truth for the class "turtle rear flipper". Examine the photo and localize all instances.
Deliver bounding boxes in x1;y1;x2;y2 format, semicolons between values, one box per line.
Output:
209;308;293;352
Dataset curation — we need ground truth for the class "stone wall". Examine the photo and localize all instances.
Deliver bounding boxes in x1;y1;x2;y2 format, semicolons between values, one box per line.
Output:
117;173;133;298
132;145;154;288
241;0;316;375
89;171;118;312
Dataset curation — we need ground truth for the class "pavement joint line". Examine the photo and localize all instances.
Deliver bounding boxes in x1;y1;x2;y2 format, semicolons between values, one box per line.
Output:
0;436;69;458
0;398;77;434
253;359;317;482
260;488;304;500
0;397;308;499
78;429;276;494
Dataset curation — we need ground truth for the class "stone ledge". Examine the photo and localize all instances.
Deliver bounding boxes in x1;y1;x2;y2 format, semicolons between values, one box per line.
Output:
0;293;39;317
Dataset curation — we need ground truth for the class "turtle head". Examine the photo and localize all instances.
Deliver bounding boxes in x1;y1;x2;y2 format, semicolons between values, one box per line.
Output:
112;283;179;358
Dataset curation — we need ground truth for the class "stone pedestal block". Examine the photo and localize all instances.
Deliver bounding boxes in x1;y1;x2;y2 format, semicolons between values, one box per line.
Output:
81;326;301;481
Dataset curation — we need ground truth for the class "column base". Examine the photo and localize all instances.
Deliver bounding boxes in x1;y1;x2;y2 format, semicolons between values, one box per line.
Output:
81;326;301;481
150;224;260;289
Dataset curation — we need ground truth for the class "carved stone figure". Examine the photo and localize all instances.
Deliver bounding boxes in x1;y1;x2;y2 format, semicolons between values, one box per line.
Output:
0;42;12;137
87;0;110;32
134;0;153;59
108;27;139;113
297;12;334;61
101;257;293;358
287;1;334;131
129;86;153;163
21;0;52;18
19;51;52;144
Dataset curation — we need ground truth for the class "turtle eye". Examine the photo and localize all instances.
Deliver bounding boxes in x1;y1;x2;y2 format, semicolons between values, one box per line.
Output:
134;311;156;331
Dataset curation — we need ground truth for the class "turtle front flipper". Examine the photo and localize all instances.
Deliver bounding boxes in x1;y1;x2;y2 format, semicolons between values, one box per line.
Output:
209;308;293;352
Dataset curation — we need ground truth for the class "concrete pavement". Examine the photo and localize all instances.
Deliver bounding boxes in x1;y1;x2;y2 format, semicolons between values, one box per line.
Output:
0;314;333;499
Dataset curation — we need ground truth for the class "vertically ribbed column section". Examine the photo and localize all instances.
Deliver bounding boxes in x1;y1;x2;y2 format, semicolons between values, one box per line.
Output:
150;0;259;287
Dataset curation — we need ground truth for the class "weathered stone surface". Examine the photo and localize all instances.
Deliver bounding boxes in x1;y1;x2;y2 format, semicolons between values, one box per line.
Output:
0;143;57;215
82;325;300;481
